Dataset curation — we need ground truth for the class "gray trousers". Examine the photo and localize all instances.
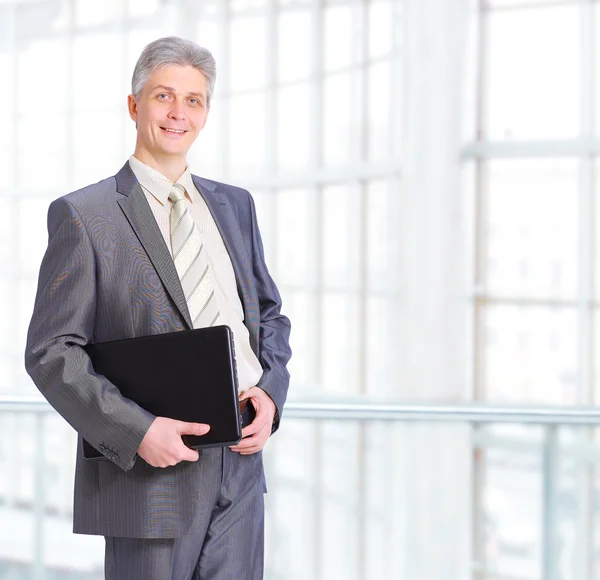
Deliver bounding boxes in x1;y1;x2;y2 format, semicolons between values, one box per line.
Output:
104;447;265;580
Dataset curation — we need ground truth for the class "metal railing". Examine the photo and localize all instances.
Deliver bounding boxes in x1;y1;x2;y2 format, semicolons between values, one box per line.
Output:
3;396;600;580
4;396;600;423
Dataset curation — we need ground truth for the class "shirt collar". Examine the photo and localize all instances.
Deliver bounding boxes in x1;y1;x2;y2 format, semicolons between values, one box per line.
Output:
177;169;197;203
128;155;196;205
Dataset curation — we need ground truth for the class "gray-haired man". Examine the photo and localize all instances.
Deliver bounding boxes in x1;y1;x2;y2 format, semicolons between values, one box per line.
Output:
25;36;291;579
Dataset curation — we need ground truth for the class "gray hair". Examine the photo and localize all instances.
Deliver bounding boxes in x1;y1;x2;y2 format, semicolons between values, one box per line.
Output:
131;36;217;106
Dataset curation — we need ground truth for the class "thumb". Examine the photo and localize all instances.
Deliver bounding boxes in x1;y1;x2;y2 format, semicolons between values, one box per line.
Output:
178;421;211;436
239;388;253;401
180;446;200;462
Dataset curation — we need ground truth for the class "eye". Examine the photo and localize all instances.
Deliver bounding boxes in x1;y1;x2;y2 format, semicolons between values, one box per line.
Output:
157;93;170;100
189;98;199;106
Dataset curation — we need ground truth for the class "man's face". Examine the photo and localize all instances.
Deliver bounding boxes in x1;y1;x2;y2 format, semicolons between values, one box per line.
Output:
127;65;209;161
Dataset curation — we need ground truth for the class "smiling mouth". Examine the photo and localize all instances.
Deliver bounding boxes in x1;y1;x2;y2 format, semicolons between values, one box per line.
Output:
161;127;187;134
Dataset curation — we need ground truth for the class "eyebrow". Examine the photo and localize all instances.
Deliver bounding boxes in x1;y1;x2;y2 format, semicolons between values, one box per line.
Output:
152;85;206;99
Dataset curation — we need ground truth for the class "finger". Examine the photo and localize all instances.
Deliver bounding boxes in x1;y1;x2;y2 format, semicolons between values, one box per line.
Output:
239;446;262;455
178;422;210;436
230;437;252;450
242;416;272;438
250;399;274;421
180;446;200;462
241;421;262;438
229;433;256;451
231;445;259;454
231;433;265;452
232;440;263;454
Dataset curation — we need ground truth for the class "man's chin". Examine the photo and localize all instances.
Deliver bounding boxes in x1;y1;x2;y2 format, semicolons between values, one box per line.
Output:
159;144;193;157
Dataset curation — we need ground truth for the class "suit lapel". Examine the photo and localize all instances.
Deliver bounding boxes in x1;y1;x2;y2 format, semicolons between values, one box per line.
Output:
192;175;255;326
115;162;193;329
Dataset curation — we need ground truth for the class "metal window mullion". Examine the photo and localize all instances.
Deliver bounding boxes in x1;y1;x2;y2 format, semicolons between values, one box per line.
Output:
352;0;370;577
265;0;278;265
265;0;278;176
235;159;400;189
61;0;78;522
463;138;600;159
66;0;75;190
491;0;581;13
9;0;30;570
120;0;130;161
576;2;596;579
578;0;595;412
387;0;402;352
6;0;18;517
176;0;198;39
218;0;232;179
474;295;578;307
311;0;325;387
355;0;368;397
542;425;560;580
310;0;325;578
386;2;403;575
263;0;280;574
388;0;403;362
475;0;491;401
473;0;490;578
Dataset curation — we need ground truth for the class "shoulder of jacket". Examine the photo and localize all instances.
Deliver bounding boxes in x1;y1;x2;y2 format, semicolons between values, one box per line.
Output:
191;174;251;200
54;176;118;207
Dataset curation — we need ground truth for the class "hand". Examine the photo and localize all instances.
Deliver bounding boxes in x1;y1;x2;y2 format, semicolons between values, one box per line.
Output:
229;387;276;456
137;417;210;468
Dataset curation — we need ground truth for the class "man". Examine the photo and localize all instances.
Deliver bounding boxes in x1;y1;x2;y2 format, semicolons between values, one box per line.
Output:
25;36;291;580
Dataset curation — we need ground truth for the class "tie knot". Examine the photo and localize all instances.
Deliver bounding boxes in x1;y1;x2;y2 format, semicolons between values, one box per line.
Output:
169;183;186;203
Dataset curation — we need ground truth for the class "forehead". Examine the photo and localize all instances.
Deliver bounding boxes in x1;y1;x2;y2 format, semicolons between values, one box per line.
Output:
146;65;207;95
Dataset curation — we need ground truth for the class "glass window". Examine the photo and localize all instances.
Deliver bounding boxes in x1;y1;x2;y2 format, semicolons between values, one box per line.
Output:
321;292;360;395
72;34;124;111
229;92;267;173
367;61;392;161
230;15;268;92
484;305;577;403
2;0;403;576
278;9;312;83
323;72;354;164
276;188;317;287
322;183;361;289
486;5;580;139
485;159;579;300
277;83;311;170
369;0;394;60
75;0;122;27
324;4;353;74
17;38;69;114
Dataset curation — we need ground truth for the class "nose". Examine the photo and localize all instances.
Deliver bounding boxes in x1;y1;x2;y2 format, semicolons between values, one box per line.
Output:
168;98;186;121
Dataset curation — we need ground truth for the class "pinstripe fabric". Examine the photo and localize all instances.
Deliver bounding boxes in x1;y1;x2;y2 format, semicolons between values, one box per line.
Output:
104;445;265;580
24;161;292;540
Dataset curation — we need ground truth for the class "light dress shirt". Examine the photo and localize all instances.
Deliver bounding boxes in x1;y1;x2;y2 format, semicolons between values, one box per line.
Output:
128;154;263;393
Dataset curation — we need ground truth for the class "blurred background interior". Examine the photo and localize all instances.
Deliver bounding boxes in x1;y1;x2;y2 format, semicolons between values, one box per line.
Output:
1;0;598;578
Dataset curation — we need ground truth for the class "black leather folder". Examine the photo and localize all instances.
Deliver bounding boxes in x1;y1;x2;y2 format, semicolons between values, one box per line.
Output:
82;325;242;460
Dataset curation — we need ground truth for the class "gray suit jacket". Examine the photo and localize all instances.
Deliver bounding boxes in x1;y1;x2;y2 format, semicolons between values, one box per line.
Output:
25;161;291;538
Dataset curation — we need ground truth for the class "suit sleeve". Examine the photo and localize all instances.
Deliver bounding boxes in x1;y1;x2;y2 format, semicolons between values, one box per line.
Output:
24;197;155;471
246;192;292;433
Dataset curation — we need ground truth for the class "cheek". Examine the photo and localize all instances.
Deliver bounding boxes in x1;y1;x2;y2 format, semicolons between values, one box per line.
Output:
192;114;207;132
141;108;161;125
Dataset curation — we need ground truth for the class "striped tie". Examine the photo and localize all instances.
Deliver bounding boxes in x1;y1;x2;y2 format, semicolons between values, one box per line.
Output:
169;184;220;328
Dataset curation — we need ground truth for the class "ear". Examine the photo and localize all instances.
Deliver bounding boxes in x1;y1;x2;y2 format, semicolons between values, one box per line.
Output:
127;94;138;123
